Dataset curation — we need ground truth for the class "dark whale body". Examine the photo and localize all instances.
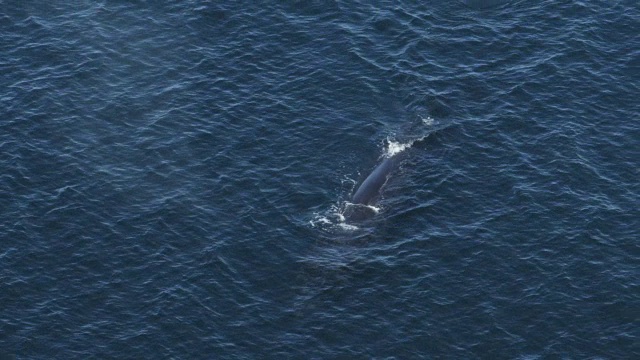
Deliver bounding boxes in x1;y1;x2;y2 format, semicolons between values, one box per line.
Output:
342;122;444;221
352;156;396;205
342;156;398;221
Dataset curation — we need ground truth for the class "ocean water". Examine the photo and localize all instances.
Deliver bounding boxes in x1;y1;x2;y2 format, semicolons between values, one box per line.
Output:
1;1;638;358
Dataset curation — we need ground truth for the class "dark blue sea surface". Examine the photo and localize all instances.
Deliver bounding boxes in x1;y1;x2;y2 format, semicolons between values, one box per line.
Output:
1;1;638;358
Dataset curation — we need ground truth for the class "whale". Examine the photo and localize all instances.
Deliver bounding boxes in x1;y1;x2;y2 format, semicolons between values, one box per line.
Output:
341;155;398;221
338;117;447;222
351;155;397;205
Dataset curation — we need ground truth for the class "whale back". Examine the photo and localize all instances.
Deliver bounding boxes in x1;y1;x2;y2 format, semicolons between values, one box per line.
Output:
351;156;396;205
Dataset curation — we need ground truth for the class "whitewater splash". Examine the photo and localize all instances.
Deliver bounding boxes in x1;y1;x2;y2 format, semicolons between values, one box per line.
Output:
384;116;434;157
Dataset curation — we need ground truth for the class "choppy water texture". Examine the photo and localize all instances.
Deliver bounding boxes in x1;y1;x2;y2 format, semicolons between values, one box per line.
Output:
1;1;639;358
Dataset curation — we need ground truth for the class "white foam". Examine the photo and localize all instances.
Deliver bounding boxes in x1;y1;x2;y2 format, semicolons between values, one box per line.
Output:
309;202;354;230
338;222;359;231
364;203;381;214
386;139;412;157
384;116;435;157
309;216;331;227
421;115;434;126
309;200;379;232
